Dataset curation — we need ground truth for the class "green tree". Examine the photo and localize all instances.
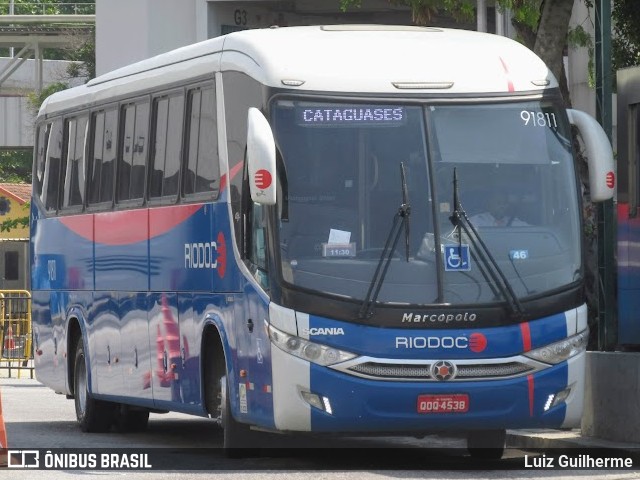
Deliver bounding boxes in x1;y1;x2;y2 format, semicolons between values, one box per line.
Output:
0;0;94;16
0;150;32;183
612;0;640;71
0;1;95;232
0;0;95;62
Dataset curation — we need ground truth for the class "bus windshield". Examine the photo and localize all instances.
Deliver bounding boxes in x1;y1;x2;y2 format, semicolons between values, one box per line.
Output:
271;99;580;307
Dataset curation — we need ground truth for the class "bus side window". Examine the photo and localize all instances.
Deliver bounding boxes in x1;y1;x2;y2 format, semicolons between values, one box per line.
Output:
88;109;118;207
149;92;184;202
62;115;88;210
118;101;149;204
34;123;51;205
248;201;269;290
43;119;64;213
183;84;219;199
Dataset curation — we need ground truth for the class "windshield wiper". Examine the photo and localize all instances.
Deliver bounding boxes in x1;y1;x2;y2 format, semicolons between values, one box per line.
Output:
448;168;525;319
358;162;411;319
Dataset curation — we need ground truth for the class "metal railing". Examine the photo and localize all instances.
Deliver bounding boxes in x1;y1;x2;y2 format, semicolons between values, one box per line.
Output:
0;2;95;15
0;290;32;379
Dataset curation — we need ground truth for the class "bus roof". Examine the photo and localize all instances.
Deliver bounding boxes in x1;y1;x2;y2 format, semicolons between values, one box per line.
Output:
40;25;556;116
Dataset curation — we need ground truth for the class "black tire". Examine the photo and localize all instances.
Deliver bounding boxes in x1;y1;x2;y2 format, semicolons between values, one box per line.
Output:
74;342;115;432
113;404;150;433
221;376;259;457
466;429;506;460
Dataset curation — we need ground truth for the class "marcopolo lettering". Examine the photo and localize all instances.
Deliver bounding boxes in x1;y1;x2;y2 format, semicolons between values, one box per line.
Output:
401;312;477;323
184;241;218;269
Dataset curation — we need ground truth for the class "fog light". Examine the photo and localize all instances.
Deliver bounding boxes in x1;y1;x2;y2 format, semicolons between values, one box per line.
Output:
544;386;572;411
551;386;572;408
544;394;555;412
300;390;333;415
300;391;324;410
322;396;333;415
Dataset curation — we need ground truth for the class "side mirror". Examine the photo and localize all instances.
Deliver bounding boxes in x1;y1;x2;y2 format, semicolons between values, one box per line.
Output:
567;109;615;202
246;107;277;205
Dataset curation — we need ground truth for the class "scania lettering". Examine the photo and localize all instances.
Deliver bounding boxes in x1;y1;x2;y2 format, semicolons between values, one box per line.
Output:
303;328;345;336
31;26;614;458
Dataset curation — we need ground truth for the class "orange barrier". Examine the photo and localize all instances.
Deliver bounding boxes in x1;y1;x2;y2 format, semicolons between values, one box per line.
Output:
3;324;15;354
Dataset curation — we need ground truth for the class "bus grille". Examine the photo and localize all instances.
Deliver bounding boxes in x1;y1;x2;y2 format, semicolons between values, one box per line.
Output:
345;361;534;381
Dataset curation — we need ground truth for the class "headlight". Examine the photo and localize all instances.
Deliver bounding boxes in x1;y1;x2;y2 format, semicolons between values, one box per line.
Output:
268;324;357;366
524;329;589;365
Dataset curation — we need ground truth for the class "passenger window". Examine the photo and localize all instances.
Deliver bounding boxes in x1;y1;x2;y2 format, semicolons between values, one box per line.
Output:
88;109;117;206
183;85;219;198
62;115;88;209
34;123;51;204
248;201;269;289
43;119;64;212
150;93;184;201
118;101;149;203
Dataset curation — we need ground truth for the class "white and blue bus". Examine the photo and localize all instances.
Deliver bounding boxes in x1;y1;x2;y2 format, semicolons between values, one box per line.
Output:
31;25;614;456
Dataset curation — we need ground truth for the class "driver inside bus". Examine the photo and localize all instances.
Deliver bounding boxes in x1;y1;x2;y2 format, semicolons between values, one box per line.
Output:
470;191;528;227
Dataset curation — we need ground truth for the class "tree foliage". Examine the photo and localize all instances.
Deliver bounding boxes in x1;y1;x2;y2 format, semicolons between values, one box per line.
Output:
0;1;95;232
340;0;578;105
0;0;94;16
0;0;95;63
612;0;640;71
0;150;32;183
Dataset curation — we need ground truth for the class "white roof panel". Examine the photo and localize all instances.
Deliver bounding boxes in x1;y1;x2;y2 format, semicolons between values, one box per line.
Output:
40;25;556;117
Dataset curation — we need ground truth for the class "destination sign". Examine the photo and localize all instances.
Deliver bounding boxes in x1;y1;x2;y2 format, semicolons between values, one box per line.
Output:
297;106;406;127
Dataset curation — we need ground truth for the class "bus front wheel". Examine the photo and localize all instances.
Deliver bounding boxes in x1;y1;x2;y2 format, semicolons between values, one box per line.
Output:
221;376;258;457
74;342;115;432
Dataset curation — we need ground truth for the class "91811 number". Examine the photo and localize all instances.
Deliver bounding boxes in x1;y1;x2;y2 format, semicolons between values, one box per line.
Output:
520;110;557;128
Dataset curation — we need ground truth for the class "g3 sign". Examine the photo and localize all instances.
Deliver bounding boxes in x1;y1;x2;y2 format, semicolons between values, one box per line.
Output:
234;9;247;26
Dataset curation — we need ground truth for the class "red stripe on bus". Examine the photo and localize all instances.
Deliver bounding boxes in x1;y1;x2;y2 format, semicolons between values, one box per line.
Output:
520;322;532;352
59;214;94;241
499;57;515;93
61;204;202;245
527;374;535;417
220;161;244;193
59;160;244;245
94;209;149;245
148;204;202;239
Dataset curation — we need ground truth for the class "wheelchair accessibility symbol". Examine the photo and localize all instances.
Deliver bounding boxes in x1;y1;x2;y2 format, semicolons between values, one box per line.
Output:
444;245;471;271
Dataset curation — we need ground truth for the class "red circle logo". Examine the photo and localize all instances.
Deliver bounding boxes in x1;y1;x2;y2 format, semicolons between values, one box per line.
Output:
469;333;488;353
606;171;615;189
255;169;272;190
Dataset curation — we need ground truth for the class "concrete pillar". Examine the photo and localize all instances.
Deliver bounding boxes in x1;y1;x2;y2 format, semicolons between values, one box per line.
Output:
34;42;42;92
477;0;487;32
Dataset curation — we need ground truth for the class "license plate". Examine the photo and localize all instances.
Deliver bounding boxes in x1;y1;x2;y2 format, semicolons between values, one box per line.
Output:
417;394;469;413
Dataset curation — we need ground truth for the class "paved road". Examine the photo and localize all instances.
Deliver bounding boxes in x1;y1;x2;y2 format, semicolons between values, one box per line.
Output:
1;378;637;479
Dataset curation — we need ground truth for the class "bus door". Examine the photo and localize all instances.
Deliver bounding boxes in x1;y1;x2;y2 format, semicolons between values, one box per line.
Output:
233;200;273;425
